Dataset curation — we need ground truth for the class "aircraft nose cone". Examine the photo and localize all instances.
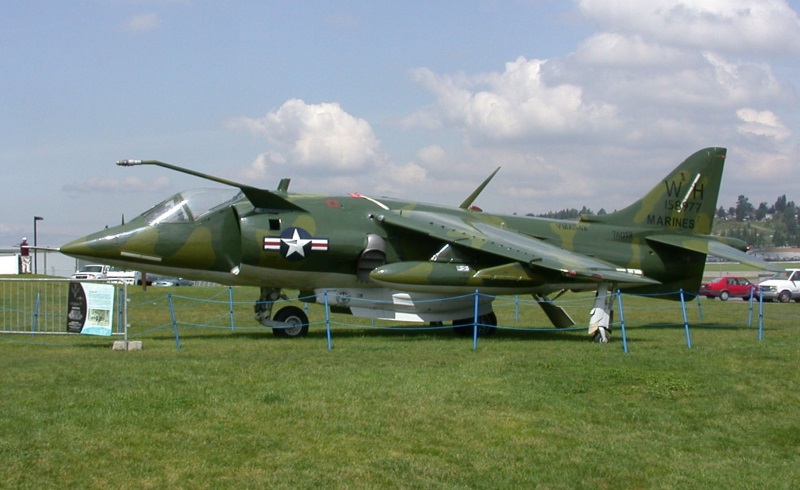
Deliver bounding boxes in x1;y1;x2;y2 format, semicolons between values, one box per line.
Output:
60;225;139;262
59;238;84;257
60;234;118;261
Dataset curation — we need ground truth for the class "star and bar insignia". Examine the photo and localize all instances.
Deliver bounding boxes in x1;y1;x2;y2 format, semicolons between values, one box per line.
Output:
263;227;329;261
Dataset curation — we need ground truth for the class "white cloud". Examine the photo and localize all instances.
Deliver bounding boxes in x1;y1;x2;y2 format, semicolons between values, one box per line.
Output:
126;13;160;33
222;1;799;215
727;145;797;190
230;99;385;175
395;1;799;213
737;108;791;141
573;33;686;67
387;162;427;187
408;57;618;144
577;0;800;54
417;145;447;165
703;53;784;105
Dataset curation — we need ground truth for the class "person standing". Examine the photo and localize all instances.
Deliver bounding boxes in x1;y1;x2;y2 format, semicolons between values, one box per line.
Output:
19;237;31;274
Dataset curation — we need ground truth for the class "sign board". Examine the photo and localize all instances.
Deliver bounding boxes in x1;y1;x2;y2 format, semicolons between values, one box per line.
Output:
67;281;115;336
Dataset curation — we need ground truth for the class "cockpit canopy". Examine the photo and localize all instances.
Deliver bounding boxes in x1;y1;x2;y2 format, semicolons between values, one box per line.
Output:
143;188;244;225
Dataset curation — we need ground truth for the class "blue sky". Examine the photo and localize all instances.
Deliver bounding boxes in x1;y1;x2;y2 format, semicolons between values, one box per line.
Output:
3;0;800;272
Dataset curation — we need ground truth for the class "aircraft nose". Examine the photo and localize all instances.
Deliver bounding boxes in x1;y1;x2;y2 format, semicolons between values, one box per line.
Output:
60;226;148;262
60;234;117;262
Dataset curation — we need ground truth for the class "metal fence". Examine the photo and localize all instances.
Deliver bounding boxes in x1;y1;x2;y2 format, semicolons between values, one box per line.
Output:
0;278;127;335
1;277;777;351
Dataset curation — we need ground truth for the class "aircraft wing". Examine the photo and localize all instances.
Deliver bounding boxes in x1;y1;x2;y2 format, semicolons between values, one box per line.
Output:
647;234;783;272
379;210;659;285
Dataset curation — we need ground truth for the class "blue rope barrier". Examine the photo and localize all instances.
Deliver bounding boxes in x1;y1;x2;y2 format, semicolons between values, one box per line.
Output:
3;284;778;353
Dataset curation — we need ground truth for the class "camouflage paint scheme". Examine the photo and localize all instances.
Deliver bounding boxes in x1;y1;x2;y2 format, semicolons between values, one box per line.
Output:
61;147;781;338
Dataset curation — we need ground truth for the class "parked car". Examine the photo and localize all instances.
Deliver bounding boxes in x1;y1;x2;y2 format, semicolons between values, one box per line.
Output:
70;264;142;284
758;268;800;303
699;276;755;301
152;277;194;287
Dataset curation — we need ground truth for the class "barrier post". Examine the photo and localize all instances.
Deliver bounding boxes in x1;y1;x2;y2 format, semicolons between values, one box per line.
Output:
122;282;129;343
679;289;692;349
514;295;520;322
472;290;479;351
696;294;704;322
32;290;40;335
746;288;754;327
167;292;182;350
324;291;333;350
616;291;628;353
228;287;235;331
758;290;765;342
116;284;124;335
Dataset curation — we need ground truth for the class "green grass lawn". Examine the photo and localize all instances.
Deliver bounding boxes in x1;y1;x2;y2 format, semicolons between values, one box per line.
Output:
1;284;799;488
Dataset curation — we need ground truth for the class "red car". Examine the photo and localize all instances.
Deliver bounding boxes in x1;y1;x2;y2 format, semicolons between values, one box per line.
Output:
699;276;755;301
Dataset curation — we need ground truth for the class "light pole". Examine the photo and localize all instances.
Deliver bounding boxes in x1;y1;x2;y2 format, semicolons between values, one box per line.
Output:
33;216;43;274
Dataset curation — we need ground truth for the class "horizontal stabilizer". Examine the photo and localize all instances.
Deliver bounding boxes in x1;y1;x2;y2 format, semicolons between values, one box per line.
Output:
647;235;783;272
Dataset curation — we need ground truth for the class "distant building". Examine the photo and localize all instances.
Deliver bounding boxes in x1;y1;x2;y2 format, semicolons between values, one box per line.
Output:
0;253;21;274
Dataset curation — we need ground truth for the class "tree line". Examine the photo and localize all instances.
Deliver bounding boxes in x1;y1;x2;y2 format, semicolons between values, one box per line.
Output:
718;195;799;247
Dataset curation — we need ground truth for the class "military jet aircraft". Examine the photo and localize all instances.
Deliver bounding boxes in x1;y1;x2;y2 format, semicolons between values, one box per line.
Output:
60;147;780;342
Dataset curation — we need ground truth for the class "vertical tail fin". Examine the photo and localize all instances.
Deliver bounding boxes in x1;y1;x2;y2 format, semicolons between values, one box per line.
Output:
581;147;726;235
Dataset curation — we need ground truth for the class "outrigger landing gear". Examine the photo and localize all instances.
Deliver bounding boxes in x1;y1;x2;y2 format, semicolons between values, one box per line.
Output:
254;287;309;338
588;282;615;343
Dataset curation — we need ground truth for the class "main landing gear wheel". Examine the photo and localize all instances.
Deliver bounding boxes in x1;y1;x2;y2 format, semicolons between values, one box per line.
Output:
272;306;309;338
452;312;497;337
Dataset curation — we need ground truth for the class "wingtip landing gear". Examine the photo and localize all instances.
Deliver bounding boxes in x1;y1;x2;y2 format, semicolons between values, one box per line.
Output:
588;283;615;343
590;324;611;343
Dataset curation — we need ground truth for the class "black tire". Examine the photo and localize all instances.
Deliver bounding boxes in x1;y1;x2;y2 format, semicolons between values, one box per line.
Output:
452;312;497;337
719;290;730;301
272;306;309;338
777;290;792;303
